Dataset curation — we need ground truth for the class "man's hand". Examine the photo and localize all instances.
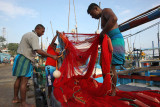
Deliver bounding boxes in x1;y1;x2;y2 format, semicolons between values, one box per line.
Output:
51;55;59;60
99;32;105;45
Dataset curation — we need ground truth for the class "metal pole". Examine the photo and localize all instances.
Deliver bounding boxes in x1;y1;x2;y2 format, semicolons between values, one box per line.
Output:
137;49;139;67
158;24;160;59
152;41;154;59
133;43;135;60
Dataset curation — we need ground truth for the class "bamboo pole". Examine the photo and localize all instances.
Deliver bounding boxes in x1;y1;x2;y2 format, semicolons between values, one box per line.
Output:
119;5;160;26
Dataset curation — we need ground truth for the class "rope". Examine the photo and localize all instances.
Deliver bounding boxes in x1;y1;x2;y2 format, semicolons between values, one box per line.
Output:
123;21;160;39
56;49;65;70
73;89;86;104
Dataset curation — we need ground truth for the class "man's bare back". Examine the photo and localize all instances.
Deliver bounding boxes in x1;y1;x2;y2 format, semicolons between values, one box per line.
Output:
101;8;118;32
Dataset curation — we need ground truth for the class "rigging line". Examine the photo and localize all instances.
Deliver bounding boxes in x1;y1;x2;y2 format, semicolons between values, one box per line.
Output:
158;22;160;34
124;21;160;38
139;34;141;49
123;34;132;39
133;34;137;47
68;0;71;33
123;21;160;39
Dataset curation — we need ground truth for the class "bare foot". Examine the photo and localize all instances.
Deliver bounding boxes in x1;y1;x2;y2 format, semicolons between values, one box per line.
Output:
12;98;21;103
20;103;35;107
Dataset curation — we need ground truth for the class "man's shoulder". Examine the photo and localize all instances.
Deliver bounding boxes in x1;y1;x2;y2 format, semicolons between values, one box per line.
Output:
23;32;38;38
24;31;37;36
47;45;57;53
47;45;53;51
103;8;111;10
24;31;34;35
102;8;112;14
102;8;114;16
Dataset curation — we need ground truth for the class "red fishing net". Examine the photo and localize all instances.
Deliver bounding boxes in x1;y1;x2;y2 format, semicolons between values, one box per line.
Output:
53;32;160;107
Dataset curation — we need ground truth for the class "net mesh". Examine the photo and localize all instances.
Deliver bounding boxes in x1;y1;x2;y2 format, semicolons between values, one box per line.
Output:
53;32;160;107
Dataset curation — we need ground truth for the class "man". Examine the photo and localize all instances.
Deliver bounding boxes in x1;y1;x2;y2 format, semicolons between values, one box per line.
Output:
87;3;125;96
45;34;59;99
12;24;59;107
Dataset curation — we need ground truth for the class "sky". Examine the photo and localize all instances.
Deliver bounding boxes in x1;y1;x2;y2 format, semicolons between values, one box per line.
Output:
0;0;160;53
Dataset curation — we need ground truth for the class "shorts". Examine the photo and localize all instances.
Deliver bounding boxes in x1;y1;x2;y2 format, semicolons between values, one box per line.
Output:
45;65;56;86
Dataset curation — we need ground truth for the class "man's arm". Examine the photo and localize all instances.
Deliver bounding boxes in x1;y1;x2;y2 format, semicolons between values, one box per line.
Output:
36;49;58;60
50;34;58;47
100;8;118;36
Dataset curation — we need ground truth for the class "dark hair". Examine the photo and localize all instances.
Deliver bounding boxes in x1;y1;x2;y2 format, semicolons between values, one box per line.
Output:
54;43;57;46
35;24;45;30
87;3;99;14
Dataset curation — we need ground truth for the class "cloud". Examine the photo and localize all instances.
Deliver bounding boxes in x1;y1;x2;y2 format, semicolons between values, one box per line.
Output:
0;15;9;21
119;9;131;16
0;1;38;18
114;5;122;10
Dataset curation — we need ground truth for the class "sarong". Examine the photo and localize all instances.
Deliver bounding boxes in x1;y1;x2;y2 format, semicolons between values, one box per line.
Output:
12;54;33;77
107;28;125;65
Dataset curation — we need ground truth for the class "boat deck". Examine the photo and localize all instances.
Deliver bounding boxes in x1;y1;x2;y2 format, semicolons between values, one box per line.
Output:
1;64;159;107
117;83;160;91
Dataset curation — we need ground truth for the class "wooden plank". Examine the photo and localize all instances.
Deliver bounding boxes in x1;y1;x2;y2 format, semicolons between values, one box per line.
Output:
117;66;160;75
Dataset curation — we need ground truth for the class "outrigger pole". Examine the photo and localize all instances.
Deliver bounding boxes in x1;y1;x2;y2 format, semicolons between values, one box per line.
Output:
119;5;160;32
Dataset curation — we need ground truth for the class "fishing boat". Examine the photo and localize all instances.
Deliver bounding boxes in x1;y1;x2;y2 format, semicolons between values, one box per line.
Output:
33;5;160;107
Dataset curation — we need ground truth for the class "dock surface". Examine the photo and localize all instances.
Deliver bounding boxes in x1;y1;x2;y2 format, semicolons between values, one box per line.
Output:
0;64;36;107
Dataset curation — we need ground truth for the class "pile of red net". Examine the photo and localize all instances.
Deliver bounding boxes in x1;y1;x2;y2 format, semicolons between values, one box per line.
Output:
53;32;160;107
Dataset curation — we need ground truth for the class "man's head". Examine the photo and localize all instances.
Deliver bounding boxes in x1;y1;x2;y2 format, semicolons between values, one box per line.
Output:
35;24;45;37
87;3;101;19
52;43;57;51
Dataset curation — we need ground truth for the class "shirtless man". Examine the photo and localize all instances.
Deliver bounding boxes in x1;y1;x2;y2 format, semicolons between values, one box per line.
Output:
87;3;125;96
